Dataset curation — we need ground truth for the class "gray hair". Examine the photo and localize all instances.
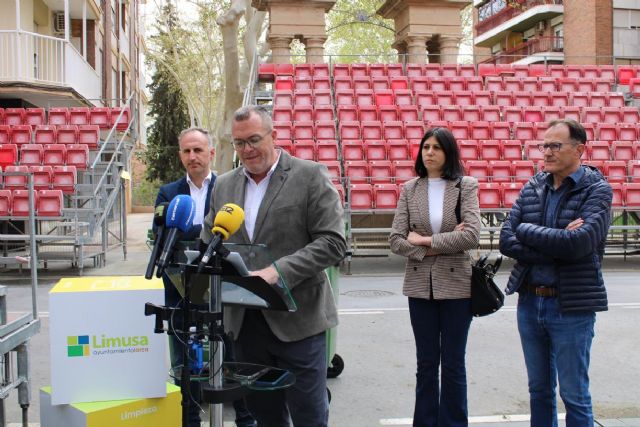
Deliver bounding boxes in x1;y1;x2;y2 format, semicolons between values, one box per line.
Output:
548;119;587;145
233;105;273;132
178;126;213;148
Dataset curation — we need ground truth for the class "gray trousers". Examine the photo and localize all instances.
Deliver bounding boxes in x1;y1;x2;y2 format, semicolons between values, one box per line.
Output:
238;309;328;427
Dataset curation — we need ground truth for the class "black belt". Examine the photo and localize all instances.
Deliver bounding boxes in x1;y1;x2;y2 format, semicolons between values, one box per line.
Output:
520;283;558;298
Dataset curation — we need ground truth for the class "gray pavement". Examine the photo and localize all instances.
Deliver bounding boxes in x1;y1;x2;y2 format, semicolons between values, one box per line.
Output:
1;213;639;426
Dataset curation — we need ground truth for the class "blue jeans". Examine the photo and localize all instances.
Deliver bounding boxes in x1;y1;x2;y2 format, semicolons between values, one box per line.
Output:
517;293;596;427
408;297;473;427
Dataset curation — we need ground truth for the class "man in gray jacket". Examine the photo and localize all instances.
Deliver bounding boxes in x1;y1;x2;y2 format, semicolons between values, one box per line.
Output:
500;119;612;427
201;105;346;426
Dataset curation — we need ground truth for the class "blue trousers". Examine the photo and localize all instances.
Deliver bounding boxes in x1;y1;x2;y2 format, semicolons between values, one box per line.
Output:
238;309;328;427
517;293;596;427
408;297;473;427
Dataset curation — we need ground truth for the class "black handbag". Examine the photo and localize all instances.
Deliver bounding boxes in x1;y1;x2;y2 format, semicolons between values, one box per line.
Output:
470;255;504;317
454;178;505;316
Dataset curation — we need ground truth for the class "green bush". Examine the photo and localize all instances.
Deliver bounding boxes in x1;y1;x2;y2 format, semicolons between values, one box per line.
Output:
132;178;161;207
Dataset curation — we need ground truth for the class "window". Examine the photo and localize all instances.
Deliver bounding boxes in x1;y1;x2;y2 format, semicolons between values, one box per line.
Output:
112;67;118;105
553;25;563;50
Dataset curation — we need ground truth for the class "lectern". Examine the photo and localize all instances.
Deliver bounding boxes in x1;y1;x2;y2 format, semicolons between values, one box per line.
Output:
145;243;297;427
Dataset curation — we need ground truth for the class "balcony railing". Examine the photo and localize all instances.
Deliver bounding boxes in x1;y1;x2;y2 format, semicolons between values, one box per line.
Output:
476;0;563;36
0;30;100;102
482;36;564;64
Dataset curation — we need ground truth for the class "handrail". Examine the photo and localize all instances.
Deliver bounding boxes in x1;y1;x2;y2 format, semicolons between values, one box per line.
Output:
90;91;136;170
243;51;259;107
0;29;64;42
92;118;134;197
476;0;563;36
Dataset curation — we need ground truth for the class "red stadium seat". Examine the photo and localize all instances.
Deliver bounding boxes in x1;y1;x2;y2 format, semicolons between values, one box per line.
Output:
621;107;640;124
274;91;294;107
273;121;293;140
398;105;419;122
69;107;90;125
11;189;37;216
492;122;511;140
335;90;354;106
528;64;547;77
617;66;637;85
25;108;45;126
0;144;18;168
434;91;454;106
534;122;549;140
356;89;375;106
4;165;29;189
458;140;479;161
350;184;373;209
345;161;369;184
474;91;493;106
275;140;293;154
315;121;336;140
478;64;496;77
531;92;550;107
466;160;490;182
339;121;361;140
66;144;89;169
273;106;293;122
294;77;312;91
479;106;500;123
478;183;501;209
293;140;315;160
429;77;448;91
501;182;523;207
628;160;640;183
370;160;393;183
372;76;390;91
513;122;536;141
405;121;425;140
110;107;130;131
453;91;473;107
10;125;32;145
480;140;501;161
441;64;458;77
549;92;569;107
43;144;67;166
320;160;341;182
537;77;556;92
368;64;386;77
513;91;532;107
441;106;462;122
333;64;350;78
293;121;314;140
90;107;111;129
603;161;627;183
460;106;480;122
351;64;368;78
469;121;491;140
618;124;638;141
494;91;513;107
388;140;410;161
275;64;294;76
30;165;52;190
502;107;523;123
387;64;404;77
415;91;436;109
609;183;624;208
0;190;10;216
34;125;57;144
630;78;640;98
275;75;294;91
313;89;332;106
582;123;596;140
362;121;383;140
0;126;10;144
337;105;358;122
422;106;441;123
521;77;539;92
57;125;79;145
312;64;329;78
312;77;331;90
589;92;607;108
607;93;625;108
542;106;562;122
561;106;581;122
588;141;611;161
503;77;521;92
315;139;338;161
334;76;352;91
489;160;512;183
364;141;387;161
502;140;523;161
379;105;398;122
341;140;365;160
4;108;25;126
406;64;424;78
523;107;544;123
596;123;618;141
583;160;604;174
450;121;469;140
513;160;536;183
52;165;77;193
612;141;634;162
20;144;43;166
258;63;275;82
390;77;409;91
294;90;313;107
623;183;640;208
601;107;621;124
383;121;404;140
484;77;503;92
353;76;372;90
393;160;416;183
314;106;334;121
358;105;377;121
374;184;398;208
292;105;312;122
447;77;466;92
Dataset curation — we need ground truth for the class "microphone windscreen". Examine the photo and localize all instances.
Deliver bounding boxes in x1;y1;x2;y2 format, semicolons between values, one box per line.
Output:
212;203;245;239
165;195;195;233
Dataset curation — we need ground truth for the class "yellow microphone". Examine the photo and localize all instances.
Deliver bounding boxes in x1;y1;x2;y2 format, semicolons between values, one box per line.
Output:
198;203;245;271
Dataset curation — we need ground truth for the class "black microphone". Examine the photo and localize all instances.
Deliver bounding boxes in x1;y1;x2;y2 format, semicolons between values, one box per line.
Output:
156;195;196;278
197;203;245;273
145;202;169;280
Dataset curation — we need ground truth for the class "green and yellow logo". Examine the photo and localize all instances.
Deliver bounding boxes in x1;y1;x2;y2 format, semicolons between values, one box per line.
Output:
67;335;90;357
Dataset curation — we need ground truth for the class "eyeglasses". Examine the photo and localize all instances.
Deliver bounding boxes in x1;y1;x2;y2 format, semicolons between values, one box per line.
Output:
538;142;569;153
231;130;271;151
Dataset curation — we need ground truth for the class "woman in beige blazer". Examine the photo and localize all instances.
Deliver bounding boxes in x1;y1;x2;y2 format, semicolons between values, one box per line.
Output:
389;127;481;427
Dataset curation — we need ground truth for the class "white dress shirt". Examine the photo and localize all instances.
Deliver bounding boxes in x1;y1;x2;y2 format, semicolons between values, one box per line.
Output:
186;171;212;226
243;151;281;241
427;178;446;234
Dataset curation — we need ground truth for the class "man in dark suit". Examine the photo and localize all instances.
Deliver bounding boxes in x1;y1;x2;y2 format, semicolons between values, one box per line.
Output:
154;127;255;427
201;105;346;427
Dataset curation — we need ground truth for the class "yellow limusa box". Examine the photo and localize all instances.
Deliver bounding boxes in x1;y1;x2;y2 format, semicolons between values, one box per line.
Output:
40;384;180;427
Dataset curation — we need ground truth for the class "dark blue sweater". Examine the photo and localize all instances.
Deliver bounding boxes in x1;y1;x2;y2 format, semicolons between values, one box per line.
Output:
499;166;613;313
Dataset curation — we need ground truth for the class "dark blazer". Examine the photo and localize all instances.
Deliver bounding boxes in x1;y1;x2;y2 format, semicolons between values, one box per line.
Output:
499;166;612;312
154;175;216;241
201;150;346;342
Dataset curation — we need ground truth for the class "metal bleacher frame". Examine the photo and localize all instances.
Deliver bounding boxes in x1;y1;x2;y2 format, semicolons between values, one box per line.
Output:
0;94;136;274
246;54;640;263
